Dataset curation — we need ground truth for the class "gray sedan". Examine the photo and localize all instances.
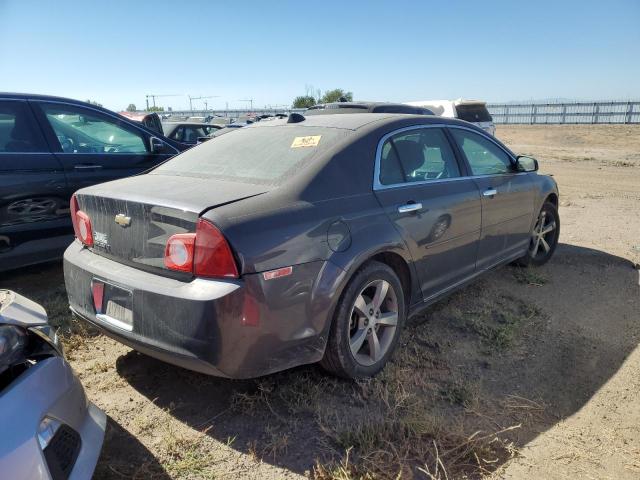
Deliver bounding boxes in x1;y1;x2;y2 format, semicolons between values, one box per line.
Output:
63;113;559;379
0;290;106;479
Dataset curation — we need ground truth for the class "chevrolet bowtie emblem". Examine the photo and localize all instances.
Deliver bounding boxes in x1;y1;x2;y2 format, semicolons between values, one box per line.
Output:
114;214;131;227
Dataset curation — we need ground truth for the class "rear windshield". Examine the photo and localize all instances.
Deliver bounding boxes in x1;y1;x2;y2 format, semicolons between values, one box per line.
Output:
455;104;492;122
152;125;350;185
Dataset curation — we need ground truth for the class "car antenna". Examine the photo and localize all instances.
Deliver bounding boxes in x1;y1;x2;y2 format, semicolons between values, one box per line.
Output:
287;113;305;123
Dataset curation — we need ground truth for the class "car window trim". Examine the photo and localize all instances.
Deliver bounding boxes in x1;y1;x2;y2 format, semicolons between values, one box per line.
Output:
373;124;525;191
29;99;179;155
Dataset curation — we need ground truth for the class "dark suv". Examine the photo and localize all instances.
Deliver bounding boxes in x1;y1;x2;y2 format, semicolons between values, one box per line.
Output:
0;93;187;272
305;101;433;115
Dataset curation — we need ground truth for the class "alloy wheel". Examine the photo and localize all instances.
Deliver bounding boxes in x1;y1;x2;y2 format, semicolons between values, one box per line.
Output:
529;210;557;259
348;279;398;366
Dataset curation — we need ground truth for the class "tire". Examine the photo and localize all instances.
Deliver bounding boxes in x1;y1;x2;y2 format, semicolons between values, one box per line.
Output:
320;260;405;379
516;201;560;267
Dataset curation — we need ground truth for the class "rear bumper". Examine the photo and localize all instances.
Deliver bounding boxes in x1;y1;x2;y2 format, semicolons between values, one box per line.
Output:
64;242;345;378
0;356;106;480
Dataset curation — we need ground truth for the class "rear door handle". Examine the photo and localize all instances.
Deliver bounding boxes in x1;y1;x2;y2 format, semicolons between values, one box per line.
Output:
398;202;422;213
74;164;103;170
483;188;498;197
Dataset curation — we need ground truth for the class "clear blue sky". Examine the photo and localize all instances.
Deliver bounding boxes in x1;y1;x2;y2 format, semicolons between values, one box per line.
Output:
1;0;638;111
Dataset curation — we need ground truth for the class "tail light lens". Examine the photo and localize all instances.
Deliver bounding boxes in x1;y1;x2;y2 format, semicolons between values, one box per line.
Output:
164;218;239;278
70;194;93;246
164;233;196;272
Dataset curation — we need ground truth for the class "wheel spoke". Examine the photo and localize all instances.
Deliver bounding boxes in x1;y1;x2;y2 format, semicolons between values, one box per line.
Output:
377;311;398;327
371;280;389;310
368;330;381;362
350;328;368;356
531;237;541;257
541;221;556;235
353;295;368;317
540;237;551;253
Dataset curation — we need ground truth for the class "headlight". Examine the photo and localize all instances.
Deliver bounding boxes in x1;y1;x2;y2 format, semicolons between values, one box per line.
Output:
37;416;62;449
0;325;27;375
29;325;63;356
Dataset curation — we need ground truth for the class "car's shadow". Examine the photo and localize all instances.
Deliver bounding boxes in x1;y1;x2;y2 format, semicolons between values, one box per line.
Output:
93;416;171;479
114;243;640;476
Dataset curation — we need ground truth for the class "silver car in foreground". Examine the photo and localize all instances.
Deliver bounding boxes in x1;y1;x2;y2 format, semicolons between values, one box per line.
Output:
0;290;106;480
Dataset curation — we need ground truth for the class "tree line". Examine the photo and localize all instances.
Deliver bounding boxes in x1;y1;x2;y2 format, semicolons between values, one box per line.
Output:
292;88;353;108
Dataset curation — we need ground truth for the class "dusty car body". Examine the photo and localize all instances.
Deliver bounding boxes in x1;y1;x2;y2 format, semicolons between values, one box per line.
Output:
64;113;559;379
0;290;106;480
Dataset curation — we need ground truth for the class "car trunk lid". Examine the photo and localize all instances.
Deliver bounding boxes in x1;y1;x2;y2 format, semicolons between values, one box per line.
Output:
76;174;268;277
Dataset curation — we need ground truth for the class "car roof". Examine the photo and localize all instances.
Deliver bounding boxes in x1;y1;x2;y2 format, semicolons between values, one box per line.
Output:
247;112;468;131
162;122;220;127
308;101;425;111
0;92;119;110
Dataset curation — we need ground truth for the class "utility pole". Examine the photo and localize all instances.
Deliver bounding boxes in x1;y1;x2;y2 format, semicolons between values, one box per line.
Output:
238;98;254;111
188;95;219;112
145;94;180;111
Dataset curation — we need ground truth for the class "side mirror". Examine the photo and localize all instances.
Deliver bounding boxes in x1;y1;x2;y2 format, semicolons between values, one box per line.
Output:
149;136;168;154
516;155;538;172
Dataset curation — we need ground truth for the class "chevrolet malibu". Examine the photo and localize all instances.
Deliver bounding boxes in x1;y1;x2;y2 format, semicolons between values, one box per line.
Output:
64;113;559;379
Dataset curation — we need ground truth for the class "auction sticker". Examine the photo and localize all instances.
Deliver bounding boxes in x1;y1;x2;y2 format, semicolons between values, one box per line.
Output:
291;135;321;148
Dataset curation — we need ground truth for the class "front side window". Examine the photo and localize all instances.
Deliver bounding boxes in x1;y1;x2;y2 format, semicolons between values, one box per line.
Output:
450;129;512;175
379;128;460;186
183;126;207;143
40;104;147;154
0;101;46;153
168;126;184;141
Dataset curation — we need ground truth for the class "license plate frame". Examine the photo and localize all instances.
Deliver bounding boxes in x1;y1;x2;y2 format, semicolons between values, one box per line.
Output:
91;278;134;332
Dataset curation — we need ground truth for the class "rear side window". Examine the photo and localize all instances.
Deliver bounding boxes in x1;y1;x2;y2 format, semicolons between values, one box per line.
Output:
153;126;350;185
379;128;460;185
0;101;47;153
455;104;492;122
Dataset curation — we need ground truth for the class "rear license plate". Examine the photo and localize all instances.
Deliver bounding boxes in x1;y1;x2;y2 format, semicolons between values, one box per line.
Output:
92;279;133;331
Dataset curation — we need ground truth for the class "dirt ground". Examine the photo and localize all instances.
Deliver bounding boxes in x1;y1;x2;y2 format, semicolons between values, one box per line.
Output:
1;124;639;479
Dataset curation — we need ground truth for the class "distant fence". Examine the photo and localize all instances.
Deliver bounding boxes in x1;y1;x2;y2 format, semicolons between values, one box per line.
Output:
487;101;640;124
150;101;640;125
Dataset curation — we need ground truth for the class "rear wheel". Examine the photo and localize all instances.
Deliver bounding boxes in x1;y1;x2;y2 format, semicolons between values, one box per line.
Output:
517;202;560;266
321;261;405;379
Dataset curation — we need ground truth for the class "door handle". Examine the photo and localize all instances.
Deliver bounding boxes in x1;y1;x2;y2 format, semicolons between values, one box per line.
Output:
398;202;422;213
483;188;498;197
74;164;103;170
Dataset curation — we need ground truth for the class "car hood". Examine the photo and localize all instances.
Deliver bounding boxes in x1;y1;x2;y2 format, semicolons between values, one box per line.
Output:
0;290;48;327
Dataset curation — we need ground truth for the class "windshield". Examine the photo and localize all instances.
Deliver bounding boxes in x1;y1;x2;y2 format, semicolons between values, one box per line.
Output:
455;104;492;122
152;125;350;185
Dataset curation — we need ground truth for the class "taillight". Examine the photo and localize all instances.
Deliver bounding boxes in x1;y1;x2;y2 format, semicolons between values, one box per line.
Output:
164;218;239;278
70;194;93;246
164;233;196;272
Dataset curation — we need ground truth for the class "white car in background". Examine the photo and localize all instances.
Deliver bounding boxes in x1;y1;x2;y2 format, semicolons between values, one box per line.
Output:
405;99;496;136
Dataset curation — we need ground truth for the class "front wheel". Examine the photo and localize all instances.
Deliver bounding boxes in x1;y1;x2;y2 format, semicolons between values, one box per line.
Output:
320;261;405;379
517;201;560;266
